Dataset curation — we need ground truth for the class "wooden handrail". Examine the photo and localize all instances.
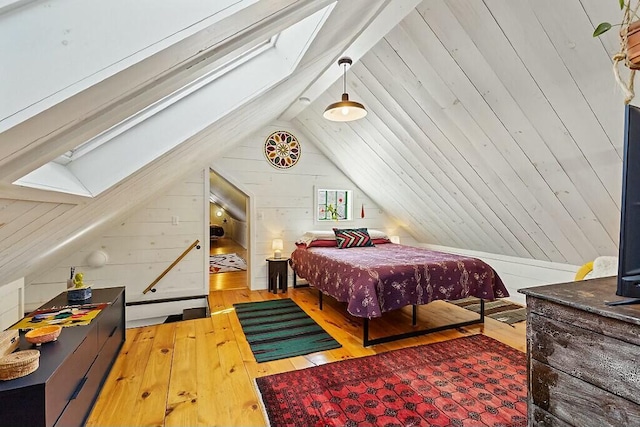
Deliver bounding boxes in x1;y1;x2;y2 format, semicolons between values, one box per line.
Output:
143;239;200;294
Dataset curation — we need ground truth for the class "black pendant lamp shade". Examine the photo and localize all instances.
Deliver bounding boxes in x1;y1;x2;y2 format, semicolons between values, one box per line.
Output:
323;57;367;122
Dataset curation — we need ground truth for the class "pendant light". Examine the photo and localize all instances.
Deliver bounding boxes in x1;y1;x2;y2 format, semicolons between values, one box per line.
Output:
323;57;367;122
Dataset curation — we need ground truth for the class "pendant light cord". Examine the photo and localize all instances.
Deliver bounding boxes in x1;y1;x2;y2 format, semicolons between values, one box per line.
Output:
343;61;347;94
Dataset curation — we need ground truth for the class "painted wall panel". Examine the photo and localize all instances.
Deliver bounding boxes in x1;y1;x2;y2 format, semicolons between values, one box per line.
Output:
420;243;579;306
26;171;207;310
0;277;24;329
211;122;414;289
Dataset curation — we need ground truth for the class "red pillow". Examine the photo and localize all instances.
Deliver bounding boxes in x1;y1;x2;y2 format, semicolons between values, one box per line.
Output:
308;239;337;248
295;237;389;249
295;239;337;248
372;238;391;245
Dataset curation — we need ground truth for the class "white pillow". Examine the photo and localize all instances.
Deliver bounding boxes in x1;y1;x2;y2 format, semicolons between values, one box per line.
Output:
302;230;335;240
591;256;618;278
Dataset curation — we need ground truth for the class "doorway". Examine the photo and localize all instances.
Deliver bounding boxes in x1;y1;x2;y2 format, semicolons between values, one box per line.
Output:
209;169;249;291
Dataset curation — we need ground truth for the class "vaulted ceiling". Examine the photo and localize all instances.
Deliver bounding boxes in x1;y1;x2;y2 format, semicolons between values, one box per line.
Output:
295;0;627;265
0;0;629;285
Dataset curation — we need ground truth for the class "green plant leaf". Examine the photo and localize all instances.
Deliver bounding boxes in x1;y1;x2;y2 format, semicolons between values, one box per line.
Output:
593;22;612;37
620;0;625;10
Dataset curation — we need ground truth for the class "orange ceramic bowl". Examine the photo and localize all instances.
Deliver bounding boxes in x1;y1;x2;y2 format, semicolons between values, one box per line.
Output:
25;325;62;345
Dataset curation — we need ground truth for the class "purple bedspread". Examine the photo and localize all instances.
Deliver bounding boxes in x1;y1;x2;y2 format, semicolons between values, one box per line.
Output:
290;243;509;319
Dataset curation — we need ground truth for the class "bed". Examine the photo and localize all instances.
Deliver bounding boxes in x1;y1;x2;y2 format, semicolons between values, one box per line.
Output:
289;229;509;346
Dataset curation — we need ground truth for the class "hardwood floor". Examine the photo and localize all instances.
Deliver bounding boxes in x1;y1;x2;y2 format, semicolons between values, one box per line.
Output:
87;285;526;426
209;237;248;291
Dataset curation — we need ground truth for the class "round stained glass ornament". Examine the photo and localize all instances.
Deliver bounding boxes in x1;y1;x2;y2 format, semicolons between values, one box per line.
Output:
264;130;301;169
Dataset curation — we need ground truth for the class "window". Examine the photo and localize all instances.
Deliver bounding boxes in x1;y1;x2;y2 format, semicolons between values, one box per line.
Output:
316;188;352;221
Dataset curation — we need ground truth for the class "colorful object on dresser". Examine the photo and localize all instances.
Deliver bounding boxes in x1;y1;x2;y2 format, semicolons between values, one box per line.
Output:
209;253;247;274
67;286;92;302
233;299;341;363
66;266;76;289
256;334;527;427
25;325;62;345
0;350;40;381
67;271;92;302
0;330;19;358
264;130;301;169
9;303;107;331
448;297;527;325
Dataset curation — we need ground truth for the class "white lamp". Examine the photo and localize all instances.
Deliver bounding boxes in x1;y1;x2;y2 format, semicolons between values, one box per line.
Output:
272;239;284;259
390;235;400;244
86;250;108;268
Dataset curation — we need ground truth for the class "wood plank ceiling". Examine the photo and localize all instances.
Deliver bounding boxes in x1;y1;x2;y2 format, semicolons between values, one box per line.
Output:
294;0;626;265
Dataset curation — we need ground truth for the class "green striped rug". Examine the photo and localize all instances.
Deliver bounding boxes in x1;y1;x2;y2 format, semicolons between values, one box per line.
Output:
233;299;341;363
448;297;527;325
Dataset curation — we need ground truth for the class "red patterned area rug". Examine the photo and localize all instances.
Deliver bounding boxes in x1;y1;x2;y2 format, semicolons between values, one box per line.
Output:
255;335;527;427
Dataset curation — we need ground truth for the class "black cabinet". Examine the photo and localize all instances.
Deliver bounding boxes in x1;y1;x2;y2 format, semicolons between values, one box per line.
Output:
0;287;125;427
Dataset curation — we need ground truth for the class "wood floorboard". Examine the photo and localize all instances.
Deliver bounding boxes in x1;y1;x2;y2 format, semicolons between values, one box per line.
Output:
88;288;526;426
132;323;176;426
165;321;198;426
88;239;526;426
194;317;225;427
86;327;155;426
209;238;248;292
212;309;265;426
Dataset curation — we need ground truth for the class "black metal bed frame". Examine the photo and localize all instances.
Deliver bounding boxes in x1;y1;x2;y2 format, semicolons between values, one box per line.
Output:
316;289;485;347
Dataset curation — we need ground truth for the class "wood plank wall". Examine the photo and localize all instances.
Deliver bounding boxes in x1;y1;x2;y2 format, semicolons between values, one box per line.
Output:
211;122;415;289
23;120;412;310
0;277;23;329
25;171;207;310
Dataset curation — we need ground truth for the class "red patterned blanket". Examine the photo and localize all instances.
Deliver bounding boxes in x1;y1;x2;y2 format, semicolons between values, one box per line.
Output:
290;243;508;318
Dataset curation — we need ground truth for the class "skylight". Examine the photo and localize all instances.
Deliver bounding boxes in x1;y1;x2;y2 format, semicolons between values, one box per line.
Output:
0;0;258;132
54;35;277;167
14;4;335;197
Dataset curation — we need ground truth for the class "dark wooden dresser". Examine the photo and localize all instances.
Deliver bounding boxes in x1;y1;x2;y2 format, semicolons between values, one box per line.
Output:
520;277;640;426
0;287;125;427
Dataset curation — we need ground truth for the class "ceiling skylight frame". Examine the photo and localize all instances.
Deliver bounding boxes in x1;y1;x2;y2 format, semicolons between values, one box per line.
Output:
14;4;335;198
56;35;278;166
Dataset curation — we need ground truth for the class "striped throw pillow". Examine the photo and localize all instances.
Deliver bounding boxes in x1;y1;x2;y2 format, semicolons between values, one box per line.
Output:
333;228;374;249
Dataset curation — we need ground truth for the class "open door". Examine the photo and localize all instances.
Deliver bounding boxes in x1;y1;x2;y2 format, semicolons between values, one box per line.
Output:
208;168;250;291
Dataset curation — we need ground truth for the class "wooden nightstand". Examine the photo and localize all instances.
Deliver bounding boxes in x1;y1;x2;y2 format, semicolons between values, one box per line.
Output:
266;258;289;293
